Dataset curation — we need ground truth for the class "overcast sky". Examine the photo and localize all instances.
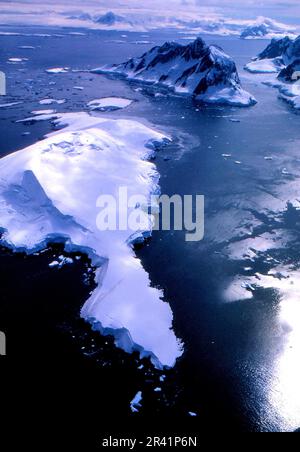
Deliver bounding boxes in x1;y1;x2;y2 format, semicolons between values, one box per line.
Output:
0;0;299;25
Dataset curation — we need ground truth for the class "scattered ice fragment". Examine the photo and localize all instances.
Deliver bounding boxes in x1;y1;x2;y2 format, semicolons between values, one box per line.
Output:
49;257;73;269
222;153;232;158
0;102;23;108
46;67;69;74
69;32;86;36
131;40;154;45
234;160;242;165
39;98;66;105
73;86;84;90
188;412;198;417
18;46;35;50
159;375;166;382
154;387;162;392
130;391;142;413
58;255;74;266
8;57;28;63
87;97;133;111
31;110;56;116
264;156;273;161
16;113;59;123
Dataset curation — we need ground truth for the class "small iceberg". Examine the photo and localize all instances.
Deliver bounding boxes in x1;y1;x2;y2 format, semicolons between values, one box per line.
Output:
46;67;69;74
87;97;133;111
130;391;143;413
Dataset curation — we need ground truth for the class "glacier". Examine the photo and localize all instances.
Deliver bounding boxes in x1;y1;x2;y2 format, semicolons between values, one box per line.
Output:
0;112;183;369
94;38;256;107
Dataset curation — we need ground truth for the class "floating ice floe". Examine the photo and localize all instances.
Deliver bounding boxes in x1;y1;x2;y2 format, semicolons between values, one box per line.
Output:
68;32;86;36
39;98;66;105
49;255;74;268
16;113;60;123
0;112;182;369
31;110;56;116
46;67;70;74
18;46;35;50
0;102;23;108
7;57;28;63
87;97;133;111
130;391;143;413
131;40;154;45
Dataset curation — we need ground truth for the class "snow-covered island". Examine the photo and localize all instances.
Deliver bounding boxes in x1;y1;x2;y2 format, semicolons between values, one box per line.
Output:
0;112;183;369
94;38;256;107
240;17;296;40
245;35;300;109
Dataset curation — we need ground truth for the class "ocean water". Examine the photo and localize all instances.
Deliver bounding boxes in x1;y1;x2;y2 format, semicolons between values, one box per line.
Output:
1;26;300;438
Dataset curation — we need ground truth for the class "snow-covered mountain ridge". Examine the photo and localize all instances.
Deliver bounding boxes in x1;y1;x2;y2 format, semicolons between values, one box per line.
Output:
95;38;256;107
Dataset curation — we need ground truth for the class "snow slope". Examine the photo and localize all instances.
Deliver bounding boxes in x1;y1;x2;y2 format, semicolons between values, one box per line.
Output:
0;112;183;368
240;17;296;40
244;58;284;74
94;38;256;107
245;35;300;109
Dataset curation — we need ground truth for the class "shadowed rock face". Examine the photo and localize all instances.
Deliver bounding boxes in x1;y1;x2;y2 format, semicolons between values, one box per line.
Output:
94;11;125;25
241;23;269;39
254;35;300;81
258;37;293;60
279;59;300;82
97;38;256;106
257;36;300;65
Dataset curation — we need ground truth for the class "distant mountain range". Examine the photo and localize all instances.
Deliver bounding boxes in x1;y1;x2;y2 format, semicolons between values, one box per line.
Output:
66;11;297;39
240;17;294;39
